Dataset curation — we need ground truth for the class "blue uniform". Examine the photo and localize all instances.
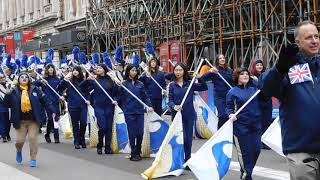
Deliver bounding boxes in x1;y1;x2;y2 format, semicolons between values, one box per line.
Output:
259;54;320;155
79;76;117;151
58;79;88;146
202;67;233;128
118;79;152;157
34;76;61;141
168;78;207;162
226;85;261;180
0;85;9;140
139;71;166;115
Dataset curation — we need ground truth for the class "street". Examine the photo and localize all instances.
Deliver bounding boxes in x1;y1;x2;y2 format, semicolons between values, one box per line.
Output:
0;130;289;180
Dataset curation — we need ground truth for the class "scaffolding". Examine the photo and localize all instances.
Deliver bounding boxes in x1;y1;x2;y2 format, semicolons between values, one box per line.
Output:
86;0;320;69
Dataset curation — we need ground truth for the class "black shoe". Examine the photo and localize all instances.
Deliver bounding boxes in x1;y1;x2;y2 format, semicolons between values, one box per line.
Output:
54;139;60;144
104;149;113;154
97;148;103;155
45;134;51;143
7;135;11;142
130;155;142;161
75;144;81;149
81;142;86;148
3;137;7;143
185;166;191;171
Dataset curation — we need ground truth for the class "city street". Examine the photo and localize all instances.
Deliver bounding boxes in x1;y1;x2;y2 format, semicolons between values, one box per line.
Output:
0;130;289;180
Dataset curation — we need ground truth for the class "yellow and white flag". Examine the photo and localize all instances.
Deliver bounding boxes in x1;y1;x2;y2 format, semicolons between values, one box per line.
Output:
111;105;130;153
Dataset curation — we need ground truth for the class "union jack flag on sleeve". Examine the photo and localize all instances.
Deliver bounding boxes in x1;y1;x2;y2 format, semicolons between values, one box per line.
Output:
288;63;313;85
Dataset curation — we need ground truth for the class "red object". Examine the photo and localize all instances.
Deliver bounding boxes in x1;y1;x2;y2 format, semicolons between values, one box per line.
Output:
159;40;183;72
159;43;170;72
22;30;34;56
5;34;14;58
0;37;4;44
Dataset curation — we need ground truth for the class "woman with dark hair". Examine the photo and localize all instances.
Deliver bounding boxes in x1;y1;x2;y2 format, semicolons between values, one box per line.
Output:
201;54;233;129
58;66;90;149
2;72;57;167
118;64;153;161
0;74;10;142
139;58;166;115
34;63;63;143
226;67;262;180
168;63;207;165
250;60;273;149
80;64;118;154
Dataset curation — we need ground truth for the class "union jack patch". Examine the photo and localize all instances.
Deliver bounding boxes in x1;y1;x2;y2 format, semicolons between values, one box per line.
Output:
288;63;313;84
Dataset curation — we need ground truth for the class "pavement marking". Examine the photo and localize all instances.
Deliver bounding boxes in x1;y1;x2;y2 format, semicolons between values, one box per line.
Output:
0;162;40;180
230;161;290;180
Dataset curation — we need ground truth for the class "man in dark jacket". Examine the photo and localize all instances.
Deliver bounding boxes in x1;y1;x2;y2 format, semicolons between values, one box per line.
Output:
259;21;320;179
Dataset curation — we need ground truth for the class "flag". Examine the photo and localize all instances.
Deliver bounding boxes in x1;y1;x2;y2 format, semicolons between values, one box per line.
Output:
288;63;313;84
88;105;99;148
58;113;73;139
142;112;170;157
186;119;233;180
142;112;184;179
194;95;218;139
111;105;130;153
261;117;285;157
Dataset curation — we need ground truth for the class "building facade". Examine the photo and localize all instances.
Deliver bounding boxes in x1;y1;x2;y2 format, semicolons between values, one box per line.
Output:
0;0;88;65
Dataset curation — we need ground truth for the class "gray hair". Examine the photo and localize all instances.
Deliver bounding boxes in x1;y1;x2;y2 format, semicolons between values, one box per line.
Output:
294;20;316;38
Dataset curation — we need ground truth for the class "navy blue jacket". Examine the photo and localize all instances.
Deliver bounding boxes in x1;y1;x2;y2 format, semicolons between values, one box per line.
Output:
165;72;174;81
226;85;261;135
34;76;61;106
202;66;233;97
57;79;89;110
118;79;152;114
168;77;208;116
0;84;9;112
79;76;118;108
3;85;56;129
139;71;166;100
259;54;320;154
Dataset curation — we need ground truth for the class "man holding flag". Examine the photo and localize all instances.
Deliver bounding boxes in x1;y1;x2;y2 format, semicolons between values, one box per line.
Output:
259;21;320;179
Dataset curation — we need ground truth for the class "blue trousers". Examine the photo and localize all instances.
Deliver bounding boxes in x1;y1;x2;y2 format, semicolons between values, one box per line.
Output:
0;112;9;138
69;108;87;145
125;114;144;156
95;107;114;149
45;107;60;140
234;130;261;180
151;99;162;116
215;95;228;129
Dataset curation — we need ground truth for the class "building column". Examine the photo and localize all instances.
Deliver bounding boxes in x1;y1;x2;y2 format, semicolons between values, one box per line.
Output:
8;0;14;28
68;0;76;21
16;0;21;24
33;0;39;20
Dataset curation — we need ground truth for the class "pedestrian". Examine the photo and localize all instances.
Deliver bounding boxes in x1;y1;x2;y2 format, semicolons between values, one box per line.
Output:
117;64;153;161
80;64;118;155
226;67;262;180
0;73;9;143
167;63;207;167
58;66;90;149
2;72;57;167
34;63;63;143
201;54;233;129
139;57;166;115
259;20;320;179
250;60;273;150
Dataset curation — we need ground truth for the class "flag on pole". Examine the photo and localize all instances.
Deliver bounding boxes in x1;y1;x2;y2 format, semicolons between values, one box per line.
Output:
88;105;99;148
111;105;130;153
142;112;184;179
186;119;233;180
142;112;170;157
261;117;284;157
194;95;218;139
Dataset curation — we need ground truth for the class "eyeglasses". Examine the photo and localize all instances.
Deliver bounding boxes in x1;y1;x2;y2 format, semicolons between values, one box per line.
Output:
20;75;29;79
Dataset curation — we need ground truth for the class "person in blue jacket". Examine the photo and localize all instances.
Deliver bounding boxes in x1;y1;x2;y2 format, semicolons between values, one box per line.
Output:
0;74;9;143
58;66;90;149
259;21;320;179
226;67;261;180
2;72;57;167
167;63;207;166
139;58;166;115
117;64;153;161
34;64;63;144
79;64;118;155
201;54;233;129
250;60;273;150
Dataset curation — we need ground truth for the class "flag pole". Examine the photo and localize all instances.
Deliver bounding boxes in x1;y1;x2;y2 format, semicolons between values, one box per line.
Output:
204;58;233;88
35;71;63;99
139;62;165;91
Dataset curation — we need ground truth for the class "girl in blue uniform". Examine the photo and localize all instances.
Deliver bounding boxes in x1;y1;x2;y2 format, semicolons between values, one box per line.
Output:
139;58;166;115
58;66;90;149
202;54;233;129
34;64;62;143
250;60;273;149
167;63;207;164
80;64;118;154
0;74;9;143
226;68;262;180
118;64;153;161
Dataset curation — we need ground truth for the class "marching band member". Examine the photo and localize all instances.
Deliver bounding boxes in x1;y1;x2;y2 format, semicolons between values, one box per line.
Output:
0;73;9;143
